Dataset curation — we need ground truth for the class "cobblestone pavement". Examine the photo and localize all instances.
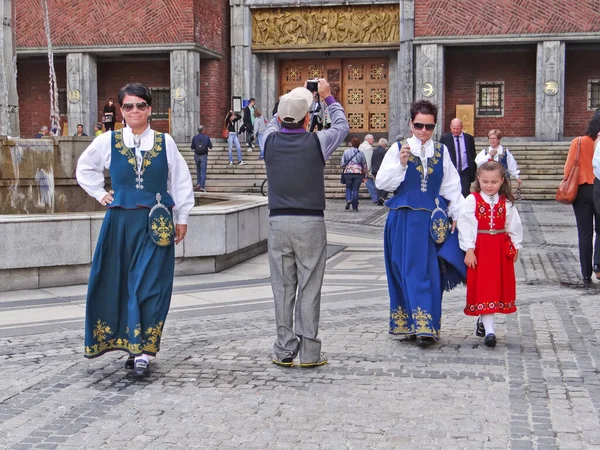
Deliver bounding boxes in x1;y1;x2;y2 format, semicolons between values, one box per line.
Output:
1;200;599;449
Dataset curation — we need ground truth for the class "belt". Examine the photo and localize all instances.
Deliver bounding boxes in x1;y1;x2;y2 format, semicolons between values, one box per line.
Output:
477;229;506;235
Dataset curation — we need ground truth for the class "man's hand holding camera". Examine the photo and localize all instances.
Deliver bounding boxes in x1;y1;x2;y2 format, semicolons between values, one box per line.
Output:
305;78;332;100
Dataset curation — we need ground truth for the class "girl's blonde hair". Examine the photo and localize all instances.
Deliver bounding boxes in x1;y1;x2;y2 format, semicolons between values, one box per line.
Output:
473;161;515;203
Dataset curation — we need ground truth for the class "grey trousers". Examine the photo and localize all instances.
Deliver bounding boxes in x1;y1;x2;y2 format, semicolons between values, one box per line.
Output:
268;215;327;363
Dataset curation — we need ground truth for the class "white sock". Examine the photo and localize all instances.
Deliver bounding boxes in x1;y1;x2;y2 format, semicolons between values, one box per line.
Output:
135;354;149;363
481;314;495;335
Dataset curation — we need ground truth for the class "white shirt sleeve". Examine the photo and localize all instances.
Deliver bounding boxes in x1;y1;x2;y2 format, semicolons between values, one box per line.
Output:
594;140;600;179
506;202;523;250
439;145;464;218
474;149;488;167
76;132;113;202
457;194;478;251
165;133;194;225
374;142;407;191
506;150;520;179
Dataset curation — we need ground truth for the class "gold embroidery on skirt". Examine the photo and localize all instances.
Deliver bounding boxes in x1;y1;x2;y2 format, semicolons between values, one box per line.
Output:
85;319;165;357
389;306;439;337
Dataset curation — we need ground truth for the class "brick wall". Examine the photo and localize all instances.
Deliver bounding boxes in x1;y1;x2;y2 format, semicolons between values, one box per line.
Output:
416;1;600;37
564;46;600;138
17;58;66;138
444;46;537;138
197;0;230;139
16;0;228;56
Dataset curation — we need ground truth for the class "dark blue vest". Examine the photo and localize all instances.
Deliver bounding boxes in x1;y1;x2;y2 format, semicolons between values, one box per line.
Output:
386;141;445;212
484;148;510;179
109;130;174;209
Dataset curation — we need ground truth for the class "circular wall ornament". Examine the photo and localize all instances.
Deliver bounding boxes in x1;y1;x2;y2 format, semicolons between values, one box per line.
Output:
543;81;559;96
68;89;81;103
422;82;435;98
174;88;186;101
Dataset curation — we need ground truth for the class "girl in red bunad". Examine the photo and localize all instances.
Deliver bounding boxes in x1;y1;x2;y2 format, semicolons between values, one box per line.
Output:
458;161;523;347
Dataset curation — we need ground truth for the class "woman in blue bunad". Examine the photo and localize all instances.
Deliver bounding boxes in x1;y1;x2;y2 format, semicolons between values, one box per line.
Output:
475;129;522;188
76;83;194;378
375;100;466;346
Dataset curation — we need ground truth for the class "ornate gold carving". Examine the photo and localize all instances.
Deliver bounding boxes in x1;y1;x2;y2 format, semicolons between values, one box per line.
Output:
370;88;387;105
348;113;364;130
369;112;387;130
252;5;400;51
347;89;364;105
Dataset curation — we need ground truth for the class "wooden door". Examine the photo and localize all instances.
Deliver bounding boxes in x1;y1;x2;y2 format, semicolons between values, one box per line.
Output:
280;60;342;99
342;59;389;135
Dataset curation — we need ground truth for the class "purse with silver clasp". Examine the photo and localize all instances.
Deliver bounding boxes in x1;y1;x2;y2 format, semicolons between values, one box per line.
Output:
148;193;175;247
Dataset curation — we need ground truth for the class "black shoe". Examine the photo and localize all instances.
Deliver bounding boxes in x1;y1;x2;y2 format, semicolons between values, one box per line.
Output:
475;317;485;337
416;336;435;346
272;357;294;367
406;335;417;342
583;277;592;289
132;359;150;378
378;198;385;206
124;355;135;370
345;201;351;210
484;333;497;347
352;208;359;212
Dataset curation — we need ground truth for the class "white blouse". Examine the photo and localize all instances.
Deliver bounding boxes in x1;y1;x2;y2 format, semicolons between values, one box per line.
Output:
474;145;520;179
458;192;523;251
375;136;464;218
592;139;600;179
76;126;194;224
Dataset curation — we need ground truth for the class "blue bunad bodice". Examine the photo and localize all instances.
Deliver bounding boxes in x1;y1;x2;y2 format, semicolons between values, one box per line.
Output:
485;149;510;179
385;142;446;213
383;142;465;340
109;129;174;209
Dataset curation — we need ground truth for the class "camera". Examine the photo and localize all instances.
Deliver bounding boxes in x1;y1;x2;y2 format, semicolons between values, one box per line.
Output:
306;79;318;93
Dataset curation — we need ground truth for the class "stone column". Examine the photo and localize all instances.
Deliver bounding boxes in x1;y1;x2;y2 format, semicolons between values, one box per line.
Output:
415;44;444;140
170;50;200;142
393;0;414;140
66;53;97;136
535;41;565;141
255;54;277;118
0;0;19;136
231;2;254;104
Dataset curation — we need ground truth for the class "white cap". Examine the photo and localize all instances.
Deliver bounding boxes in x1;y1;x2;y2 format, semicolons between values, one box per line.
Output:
278;87;313;124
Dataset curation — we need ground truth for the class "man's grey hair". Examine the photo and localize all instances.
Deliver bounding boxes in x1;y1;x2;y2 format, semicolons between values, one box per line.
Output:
41;126;49;132
364;134;374;143
378;138;388;147
198;125;204;133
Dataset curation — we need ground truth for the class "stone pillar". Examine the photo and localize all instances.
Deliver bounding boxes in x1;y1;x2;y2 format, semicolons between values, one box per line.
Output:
170;50;200;142
255;54;277;118
415;44;444;140
66;53;97;136
231;2;254;104
0;0;19;136
535;41;565;141
394;0;414;140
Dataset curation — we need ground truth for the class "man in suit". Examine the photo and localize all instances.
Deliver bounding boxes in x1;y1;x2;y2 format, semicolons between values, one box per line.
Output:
440;118;476;197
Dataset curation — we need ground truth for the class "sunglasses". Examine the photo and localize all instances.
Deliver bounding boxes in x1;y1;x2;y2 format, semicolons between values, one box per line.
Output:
122;102;149;112
413;122;435;131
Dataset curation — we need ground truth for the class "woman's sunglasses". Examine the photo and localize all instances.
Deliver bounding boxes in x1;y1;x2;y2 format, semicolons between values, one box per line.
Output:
122;102;149;112
413;122;435;131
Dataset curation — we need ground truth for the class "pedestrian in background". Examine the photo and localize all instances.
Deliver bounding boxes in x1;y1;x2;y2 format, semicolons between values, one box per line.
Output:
94;123;103;137
253;108;268;160
570;110;600;287
458;161;523;347
103;98;116;131
224;111;246;166
359;134;379;205
341;138;368;212
371;137;389;205
191;125;213;192
242;97;256;150
475;130;522;187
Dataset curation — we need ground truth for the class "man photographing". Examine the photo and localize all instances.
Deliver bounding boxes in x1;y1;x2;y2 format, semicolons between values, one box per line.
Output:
263;78;349;368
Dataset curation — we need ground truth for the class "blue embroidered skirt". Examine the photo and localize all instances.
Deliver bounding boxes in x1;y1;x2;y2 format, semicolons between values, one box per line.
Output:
384;208;442;340
84;207;175;358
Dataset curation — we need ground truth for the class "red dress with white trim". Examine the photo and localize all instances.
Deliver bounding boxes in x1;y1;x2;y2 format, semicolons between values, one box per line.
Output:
464;192;517;316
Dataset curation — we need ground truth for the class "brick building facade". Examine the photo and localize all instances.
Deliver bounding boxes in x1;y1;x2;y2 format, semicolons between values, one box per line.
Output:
16;0;229;141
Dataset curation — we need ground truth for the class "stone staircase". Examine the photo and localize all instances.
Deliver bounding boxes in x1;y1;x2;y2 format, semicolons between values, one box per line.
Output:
178;141;570;201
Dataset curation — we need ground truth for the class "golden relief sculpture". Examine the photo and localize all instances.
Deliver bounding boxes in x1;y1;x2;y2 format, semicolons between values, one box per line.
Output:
252;5;400;50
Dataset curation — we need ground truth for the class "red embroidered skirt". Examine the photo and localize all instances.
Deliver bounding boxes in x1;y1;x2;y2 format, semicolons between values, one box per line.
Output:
465;232;517;316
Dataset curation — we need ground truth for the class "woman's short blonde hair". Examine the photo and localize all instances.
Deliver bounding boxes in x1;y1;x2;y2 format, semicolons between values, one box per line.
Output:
488;129;502;140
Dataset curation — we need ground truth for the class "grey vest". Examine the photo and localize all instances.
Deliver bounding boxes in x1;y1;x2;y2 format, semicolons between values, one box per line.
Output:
264;132;326;215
